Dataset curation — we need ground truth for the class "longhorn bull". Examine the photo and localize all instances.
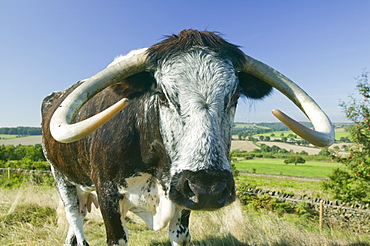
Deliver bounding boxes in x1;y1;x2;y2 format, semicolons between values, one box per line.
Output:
41;29;334;246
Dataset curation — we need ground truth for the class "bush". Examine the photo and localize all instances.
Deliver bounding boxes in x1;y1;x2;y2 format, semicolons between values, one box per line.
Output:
323;168;369;203
0;169;54;188
284;156;306;165
325;70;370;205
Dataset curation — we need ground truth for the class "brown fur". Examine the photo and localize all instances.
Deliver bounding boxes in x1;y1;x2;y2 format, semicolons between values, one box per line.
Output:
147;29;246;69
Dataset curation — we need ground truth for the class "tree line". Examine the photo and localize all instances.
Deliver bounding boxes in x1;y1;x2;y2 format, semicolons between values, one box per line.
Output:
230;143;331;162
0;144;46;163
0;127;41;135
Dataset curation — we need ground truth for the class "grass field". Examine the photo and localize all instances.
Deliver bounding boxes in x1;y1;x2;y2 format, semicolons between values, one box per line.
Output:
233;123;269;131
254;128;350;141
1;185;368;245
236;175;329;199
333;127;351;140
234;158;342;178
0;134;21;140
257;130;299;137
0;135;42;146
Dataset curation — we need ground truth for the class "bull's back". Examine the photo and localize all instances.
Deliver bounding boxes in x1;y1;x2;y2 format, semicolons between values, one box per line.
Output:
42;82;94;186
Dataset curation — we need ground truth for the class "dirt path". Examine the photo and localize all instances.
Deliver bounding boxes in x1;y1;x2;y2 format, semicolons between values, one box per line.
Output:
0;136;42;145
231;141;259;151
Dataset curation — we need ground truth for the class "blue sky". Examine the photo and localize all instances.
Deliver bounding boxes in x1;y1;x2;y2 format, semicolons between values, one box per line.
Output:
1;1;369;127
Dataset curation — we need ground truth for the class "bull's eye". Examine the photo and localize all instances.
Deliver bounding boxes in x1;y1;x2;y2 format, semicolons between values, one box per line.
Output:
228;93;240;109
156;90;168;105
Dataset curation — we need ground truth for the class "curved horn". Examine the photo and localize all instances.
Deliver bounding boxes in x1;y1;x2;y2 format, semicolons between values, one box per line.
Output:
50;48;149;143
241;55;334;147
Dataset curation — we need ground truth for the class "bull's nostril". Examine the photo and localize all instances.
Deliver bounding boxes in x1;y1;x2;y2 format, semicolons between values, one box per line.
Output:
218;196;226;205
216;183;231;205
183;180;195;198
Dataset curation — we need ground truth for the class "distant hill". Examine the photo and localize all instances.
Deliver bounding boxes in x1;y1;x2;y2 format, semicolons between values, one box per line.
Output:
0;123;352;138
232;122;292;135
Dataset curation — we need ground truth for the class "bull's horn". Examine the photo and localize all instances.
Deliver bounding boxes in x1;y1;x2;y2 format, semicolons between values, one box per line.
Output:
50;48;148;143
241;55;334;147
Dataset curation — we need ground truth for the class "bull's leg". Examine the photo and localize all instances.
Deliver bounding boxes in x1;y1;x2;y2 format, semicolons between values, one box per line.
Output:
51;166;89;246
97;181;129;246
169;209;191;246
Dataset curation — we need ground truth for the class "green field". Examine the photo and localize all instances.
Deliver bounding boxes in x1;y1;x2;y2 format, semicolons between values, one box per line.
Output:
236;175;328;199
333;127;350;140
234;158;342;178
234;158;345;199
233;123;269;131
0;134;21;140
255;128;350;141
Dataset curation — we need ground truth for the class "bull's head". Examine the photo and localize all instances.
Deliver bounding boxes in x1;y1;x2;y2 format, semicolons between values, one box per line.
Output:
49;30;334;210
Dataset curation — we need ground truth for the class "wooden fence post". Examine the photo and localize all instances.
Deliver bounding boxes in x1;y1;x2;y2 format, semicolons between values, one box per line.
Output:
319;201;323;230
8;167;11;180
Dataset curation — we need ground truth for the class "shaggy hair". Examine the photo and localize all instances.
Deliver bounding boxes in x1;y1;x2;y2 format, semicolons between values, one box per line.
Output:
147;29;247;70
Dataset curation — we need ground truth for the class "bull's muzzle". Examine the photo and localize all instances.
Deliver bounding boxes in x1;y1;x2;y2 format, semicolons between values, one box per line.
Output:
169;170;236;210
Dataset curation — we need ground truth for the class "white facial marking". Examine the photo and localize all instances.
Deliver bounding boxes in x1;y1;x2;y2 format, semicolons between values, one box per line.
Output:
155;48;238;175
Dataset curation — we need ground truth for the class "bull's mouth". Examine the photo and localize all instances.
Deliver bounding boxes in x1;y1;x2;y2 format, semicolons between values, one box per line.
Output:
169;170;236;210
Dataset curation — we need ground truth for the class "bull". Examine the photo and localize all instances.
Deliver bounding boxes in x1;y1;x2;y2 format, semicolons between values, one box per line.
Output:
41;29;334;246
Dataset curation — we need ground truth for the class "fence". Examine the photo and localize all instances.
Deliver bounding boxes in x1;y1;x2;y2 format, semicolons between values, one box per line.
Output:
0;167;53;186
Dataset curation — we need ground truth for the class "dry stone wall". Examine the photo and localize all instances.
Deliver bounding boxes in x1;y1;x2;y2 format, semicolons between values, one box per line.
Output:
239;188;370;234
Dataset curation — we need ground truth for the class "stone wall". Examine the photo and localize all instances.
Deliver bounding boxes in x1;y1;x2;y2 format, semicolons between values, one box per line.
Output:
238;188;370;234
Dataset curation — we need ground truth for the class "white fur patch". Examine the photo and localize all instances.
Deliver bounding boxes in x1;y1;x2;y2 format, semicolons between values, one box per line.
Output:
107;48;148;67
119;173;176;231
113;238;128;246
50;165;87;245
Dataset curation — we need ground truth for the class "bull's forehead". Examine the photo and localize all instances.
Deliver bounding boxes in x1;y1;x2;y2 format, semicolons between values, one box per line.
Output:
155;49;238;110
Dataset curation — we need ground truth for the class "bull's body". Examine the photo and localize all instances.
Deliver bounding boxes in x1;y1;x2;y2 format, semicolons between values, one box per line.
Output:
42;30;334;246
43;77;190;245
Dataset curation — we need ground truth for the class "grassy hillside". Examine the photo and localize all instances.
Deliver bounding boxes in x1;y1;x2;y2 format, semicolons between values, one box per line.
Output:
233;122;351;141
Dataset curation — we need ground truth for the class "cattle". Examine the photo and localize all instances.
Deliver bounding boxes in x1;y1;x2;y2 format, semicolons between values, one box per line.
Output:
41;29;334;246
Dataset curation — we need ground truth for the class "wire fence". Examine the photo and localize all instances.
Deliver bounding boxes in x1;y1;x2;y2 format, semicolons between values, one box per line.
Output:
0;167;52;173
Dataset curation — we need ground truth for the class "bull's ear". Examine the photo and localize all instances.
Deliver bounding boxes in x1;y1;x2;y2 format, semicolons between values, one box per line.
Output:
238;71;273;100
111;71;156;98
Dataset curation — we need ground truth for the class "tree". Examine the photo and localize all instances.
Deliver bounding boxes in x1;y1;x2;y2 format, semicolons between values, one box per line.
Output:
0;145;6;161
318;148;331;156
325;70;370;204
284;156;306;165
299;150;308;156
